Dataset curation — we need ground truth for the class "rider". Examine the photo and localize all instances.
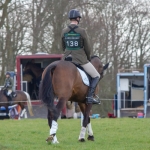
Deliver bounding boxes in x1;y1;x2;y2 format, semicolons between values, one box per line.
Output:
3;72;14;102
61;9;100;104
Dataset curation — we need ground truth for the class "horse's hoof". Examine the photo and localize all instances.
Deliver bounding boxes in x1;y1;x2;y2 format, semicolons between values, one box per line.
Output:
87;135;94;141
46;135;53;144
79;138;85;142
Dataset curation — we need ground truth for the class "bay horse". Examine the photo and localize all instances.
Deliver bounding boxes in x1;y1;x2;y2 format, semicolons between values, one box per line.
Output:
23;61;43;80
39;56;109;144
23;61;43;99
0;89;34;118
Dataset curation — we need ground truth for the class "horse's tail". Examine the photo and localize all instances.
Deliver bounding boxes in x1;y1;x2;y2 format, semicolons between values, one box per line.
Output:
39;64;56;110
24;92;34;116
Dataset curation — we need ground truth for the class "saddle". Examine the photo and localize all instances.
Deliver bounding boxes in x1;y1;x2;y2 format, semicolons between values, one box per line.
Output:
65;56;92;83
2;89;17;98
65;56;84;70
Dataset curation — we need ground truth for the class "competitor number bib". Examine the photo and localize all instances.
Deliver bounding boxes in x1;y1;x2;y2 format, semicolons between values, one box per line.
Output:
64;33;81;50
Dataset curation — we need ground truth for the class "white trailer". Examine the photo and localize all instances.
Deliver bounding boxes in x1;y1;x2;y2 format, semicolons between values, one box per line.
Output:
115;64;150;118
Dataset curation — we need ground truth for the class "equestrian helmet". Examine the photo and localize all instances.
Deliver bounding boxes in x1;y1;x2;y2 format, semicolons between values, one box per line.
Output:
6;72;11;76
68;9;81;19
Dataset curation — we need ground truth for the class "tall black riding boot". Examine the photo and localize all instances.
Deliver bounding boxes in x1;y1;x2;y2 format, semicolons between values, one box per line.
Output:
8;95;13;105
12;91;17;97
86;77;100;104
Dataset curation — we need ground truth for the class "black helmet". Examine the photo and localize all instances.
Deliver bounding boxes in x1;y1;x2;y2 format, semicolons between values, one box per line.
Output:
6;72;11;76
68;9;81;19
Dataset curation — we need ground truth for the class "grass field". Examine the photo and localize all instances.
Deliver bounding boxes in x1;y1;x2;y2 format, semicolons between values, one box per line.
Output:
0;118;150;150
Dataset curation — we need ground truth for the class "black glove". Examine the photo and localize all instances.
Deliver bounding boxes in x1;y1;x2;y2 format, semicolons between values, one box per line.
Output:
88;58;91;61
6;84;10;88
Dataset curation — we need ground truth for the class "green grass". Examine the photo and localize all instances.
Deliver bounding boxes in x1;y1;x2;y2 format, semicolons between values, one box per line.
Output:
0;118;150;150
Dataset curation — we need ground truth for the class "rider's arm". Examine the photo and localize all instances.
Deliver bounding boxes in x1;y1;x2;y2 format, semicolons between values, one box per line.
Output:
8;78;14;88
82;29;91;61
3;79;7;87
61;30;66;51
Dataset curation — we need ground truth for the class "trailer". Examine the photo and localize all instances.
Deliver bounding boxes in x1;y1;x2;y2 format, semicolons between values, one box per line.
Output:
16;53;62;100
115;64;150;118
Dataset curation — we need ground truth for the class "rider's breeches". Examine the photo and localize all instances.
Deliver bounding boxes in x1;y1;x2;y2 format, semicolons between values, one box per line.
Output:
7;90;12;96
81;62;100;78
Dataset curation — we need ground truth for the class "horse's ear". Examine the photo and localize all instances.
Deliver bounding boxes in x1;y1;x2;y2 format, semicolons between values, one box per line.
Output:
103;63;109;70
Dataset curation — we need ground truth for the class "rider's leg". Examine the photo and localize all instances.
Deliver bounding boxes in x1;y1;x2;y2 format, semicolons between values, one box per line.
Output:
86;77;100;104
7;90;13;103
81;62;100;104
12;91;17;97
7;90;12;96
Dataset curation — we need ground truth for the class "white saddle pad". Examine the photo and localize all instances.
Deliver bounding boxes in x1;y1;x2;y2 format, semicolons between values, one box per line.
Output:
77;68;90;86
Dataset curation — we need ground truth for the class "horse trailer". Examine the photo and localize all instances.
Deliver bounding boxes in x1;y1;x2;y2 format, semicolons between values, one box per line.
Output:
114;64;150;118
16;53;62;100
15;53;71;118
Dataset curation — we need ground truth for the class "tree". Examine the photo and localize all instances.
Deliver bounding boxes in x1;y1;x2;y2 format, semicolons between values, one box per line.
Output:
0;0;11;28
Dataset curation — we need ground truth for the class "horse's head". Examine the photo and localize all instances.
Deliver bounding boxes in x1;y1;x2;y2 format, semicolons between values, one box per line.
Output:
23;61;33;72
91;56;109;80
23;63;36;81
23;61;43;79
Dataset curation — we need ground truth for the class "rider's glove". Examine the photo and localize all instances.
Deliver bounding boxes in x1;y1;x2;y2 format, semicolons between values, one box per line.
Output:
6;84;10;87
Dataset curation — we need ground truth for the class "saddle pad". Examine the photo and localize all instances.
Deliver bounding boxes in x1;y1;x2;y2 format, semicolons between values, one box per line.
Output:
77;68;89;86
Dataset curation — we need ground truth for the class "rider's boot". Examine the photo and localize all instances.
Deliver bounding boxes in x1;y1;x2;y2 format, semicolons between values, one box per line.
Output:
86;77;100;104
8;94;13;105
12;91;17;97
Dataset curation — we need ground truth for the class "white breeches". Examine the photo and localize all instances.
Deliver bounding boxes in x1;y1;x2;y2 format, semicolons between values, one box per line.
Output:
7;90;12;96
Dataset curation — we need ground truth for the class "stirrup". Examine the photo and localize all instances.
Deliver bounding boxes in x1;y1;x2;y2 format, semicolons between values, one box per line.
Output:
13;93;17;97
86;95;101;105
92;95;100;104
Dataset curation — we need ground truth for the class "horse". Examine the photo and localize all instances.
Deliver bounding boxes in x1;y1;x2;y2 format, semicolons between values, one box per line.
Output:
0;89;34;118
23;61;43;79
23;61;43;99
39;56;109;144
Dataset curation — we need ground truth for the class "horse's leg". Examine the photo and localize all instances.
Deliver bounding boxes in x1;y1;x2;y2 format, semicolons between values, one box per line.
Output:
5;106;10;118
78;103;93;142
19;103;27;118
79;103;94;141
47;109;52;128
87;120;94;141
46;109;56;144
20;108;27;118
47;97;67;144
